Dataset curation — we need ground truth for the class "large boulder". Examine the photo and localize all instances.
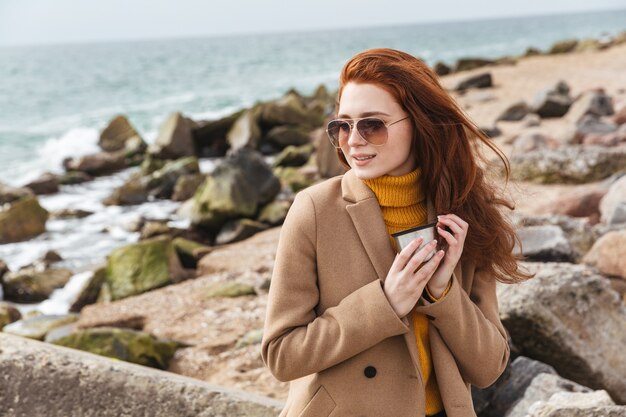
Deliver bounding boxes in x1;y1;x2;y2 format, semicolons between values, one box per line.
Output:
0;193;49;243
226;109;262;152
105;235;186;301
63;150;128;176
583;230;626;279
149;112;196;159
497;262;626;403
192;110;244;157
98;115;147;155
513;225;575;262
509;145;626;184
190;148;281;232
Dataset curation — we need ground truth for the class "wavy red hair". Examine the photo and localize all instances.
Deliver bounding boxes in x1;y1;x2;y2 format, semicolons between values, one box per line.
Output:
335;48;533;284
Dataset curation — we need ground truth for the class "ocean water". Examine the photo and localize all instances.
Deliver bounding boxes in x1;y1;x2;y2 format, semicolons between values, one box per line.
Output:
0;8;625;314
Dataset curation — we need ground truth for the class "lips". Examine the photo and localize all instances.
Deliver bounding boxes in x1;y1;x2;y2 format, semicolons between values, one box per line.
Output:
352;154;376;161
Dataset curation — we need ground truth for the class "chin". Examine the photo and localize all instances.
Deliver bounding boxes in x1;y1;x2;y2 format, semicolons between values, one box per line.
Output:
352;167;382;180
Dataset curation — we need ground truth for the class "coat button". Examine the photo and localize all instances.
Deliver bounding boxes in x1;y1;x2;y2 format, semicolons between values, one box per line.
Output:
364;366;377;378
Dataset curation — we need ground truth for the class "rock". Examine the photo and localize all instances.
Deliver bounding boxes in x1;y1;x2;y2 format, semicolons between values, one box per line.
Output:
0;302;22;330
149;112;196;159
472;356;557;417
23;172;60;195
257;200;291;226
264;125;312;149
496;101;532;122
513;225;575;262
2;313;79;340
69;267;106;313
0;194;49;243
453;72;493;91
583;230;626;279
599;174;626;224
105;235;186;301
98;115;146;154
453;58;495;72
227;109;262;152
203;282;257;299
582;125;626;147
511;132;559;154
497;262;626;403
526;390;622;417
0;332;283;416
575;114;618;141
480;124;502;139
190;148;281;232
574;37;607;52
272;143;314;167
63;150;128;176
58;170;93;185
215;218;269;245
521;113;542;127
315;126;348;178
506;372;595;417
613;106;626;125
258;92;323;129
565;90;614;125
548;39;579;54
235;328;263;348
532;81;573;118
509;145;626;184
42;250;63;265
52;326;181;370
534;182;609;223
192;110;244;157
172;237;211;269
138;221;171;240
50;208;93;219
0;181;33;204
171;173;206;201
525;47;543;56
433;61;451;76
2;266;73;303
273;166;317;193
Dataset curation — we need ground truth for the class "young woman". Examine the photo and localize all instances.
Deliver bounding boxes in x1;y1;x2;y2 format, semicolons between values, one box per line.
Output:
261;48;532;417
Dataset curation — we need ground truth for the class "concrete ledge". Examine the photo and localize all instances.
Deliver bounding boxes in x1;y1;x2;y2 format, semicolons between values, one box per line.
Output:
0;333;284;417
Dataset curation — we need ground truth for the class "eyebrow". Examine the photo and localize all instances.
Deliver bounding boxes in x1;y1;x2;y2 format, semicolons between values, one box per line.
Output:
337;111;391;118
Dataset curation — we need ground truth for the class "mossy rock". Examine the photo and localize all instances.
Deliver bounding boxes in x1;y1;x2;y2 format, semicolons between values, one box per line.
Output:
204;282;257;299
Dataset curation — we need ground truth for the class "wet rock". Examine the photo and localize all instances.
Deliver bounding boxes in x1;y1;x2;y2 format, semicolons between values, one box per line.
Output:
215;218;269;245
192;110;244;157
69;267;106;313
2;313;79;340
42;250;63;265
98;115;147;154
149;112;196;159
172;237;211;269
497;262;626;404
453;72;493;91
64;150;128;176
509;145;626;184
0;302;22;330
58;170;93;185
583;230;626;279
52;326;181;370
50;208;93;219
203;282;257;299
190;148;280;232
532;81;573;118
0;194;49;243
23;172;60;195
0;181;33;204
172;173;206;201
2;266;72;303
105;235;186;301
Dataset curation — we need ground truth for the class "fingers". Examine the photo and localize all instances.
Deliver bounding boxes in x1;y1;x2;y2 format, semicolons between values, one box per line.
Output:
393;236;425;271
404;239;438;271
437;214;468;234
413;249;445;279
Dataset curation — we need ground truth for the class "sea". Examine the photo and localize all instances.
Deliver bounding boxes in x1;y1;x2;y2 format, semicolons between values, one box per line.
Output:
0;8;625;314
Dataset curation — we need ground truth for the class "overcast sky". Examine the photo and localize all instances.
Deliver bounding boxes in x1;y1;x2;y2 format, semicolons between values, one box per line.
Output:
1;0;624;47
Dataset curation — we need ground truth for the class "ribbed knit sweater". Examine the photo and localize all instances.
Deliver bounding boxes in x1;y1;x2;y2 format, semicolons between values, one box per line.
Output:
362;166;450;416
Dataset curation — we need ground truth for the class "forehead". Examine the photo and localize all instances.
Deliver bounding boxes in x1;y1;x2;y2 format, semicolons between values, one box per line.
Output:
338;82;399;117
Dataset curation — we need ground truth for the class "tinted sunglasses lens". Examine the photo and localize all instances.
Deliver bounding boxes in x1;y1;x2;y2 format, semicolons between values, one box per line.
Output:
357;118;388;145
326;120;350;147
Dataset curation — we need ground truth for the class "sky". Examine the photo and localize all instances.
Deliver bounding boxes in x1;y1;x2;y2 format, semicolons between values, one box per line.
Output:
1;0;625;47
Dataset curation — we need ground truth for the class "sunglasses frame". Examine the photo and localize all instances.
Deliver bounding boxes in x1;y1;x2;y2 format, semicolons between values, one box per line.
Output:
325;115;410;148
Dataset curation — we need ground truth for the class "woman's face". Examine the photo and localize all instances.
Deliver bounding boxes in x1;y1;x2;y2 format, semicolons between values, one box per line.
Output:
337;82;416;179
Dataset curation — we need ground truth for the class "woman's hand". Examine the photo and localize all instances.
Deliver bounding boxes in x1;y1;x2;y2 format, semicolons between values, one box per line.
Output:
427;213;469;298
383;236;445;319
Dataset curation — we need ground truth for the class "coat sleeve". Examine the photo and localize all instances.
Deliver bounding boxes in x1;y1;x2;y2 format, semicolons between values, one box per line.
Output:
413;264;510;388
261;190;411;382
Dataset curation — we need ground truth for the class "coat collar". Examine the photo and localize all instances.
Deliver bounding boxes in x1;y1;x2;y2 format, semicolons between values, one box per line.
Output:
341;168;436;283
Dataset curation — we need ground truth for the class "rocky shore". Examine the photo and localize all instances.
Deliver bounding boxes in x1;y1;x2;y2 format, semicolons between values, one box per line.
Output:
2;32;626;416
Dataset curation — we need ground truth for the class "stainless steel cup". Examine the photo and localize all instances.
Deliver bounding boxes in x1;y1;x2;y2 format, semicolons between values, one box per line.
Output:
391;222;438;261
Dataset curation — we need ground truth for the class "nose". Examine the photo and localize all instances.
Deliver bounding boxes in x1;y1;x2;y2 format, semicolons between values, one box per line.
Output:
346;122;367;147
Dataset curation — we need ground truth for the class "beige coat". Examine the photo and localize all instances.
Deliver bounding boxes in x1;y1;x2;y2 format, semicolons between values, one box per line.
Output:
261;168;510;417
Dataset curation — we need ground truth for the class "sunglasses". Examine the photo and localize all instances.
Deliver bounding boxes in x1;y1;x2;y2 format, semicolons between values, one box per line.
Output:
325;116;409;147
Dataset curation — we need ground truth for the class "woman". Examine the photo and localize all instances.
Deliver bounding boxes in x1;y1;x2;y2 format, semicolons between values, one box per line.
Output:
261;48;532;417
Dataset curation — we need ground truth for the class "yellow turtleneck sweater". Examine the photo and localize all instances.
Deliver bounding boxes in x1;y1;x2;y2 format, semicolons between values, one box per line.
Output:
362;166;451;416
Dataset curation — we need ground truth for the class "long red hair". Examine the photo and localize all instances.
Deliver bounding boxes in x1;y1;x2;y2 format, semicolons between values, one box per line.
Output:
335;48;532;284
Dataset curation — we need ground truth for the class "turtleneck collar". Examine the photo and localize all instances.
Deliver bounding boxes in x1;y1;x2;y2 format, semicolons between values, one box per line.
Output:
361;166;424;207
